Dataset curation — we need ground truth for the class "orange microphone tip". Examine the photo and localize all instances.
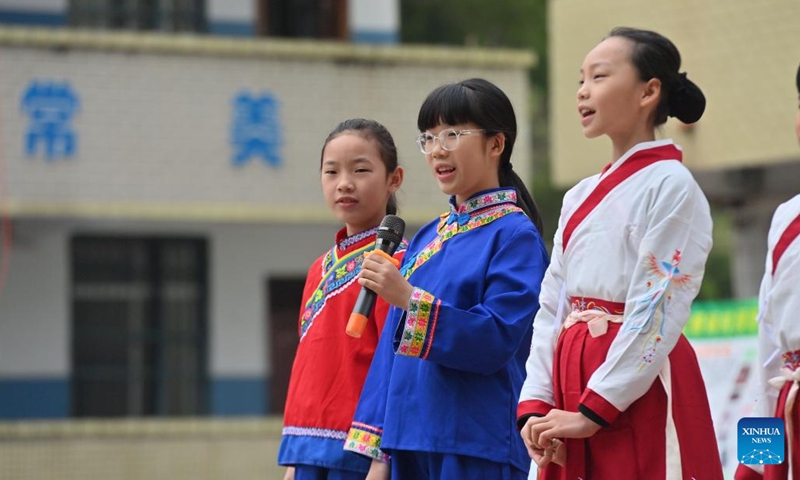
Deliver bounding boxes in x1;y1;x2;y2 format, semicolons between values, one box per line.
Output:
346;313;369;338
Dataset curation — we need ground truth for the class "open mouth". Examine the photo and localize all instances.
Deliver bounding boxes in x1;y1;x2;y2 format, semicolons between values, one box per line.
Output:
436;165;455;175
579;107;596;118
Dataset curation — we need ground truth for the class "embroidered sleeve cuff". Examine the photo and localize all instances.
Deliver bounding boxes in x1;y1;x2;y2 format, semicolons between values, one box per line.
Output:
344;423;390;463
579;388;620;426
516;400;553;430
394;287;440;360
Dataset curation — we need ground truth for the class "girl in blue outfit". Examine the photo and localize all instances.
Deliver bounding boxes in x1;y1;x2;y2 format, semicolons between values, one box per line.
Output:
344;78;549;480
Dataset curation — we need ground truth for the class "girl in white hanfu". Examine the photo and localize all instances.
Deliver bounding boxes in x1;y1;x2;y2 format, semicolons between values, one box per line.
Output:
517;27;724;480
734;64;800;480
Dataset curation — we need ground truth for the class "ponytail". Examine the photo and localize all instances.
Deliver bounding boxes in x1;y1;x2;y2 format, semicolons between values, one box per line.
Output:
499;163;544;236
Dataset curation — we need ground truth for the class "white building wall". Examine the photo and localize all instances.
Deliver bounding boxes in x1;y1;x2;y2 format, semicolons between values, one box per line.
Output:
207;0;252;23
349;0;398;42
0;28;534;417
0;218;340;379
0;219;69;376
0;0;65;12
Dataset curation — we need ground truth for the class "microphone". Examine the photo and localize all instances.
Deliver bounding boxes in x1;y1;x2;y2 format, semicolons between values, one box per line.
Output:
346;214;406;338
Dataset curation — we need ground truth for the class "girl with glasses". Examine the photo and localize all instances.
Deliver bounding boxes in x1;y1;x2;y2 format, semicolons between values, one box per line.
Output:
517;27;723;479
344;78;548;479
278;118;406;480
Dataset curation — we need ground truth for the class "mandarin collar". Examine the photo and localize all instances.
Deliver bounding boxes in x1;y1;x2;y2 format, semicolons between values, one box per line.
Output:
335;226;378;252
448;187;518;215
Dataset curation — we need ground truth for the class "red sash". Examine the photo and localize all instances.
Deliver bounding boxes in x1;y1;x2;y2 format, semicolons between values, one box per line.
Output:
562;143;682;253
773;212;800;276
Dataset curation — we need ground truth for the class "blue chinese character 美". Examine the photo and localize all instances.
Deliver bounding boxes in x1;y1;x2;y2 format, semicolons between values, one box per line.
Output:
230;91;282;167
21;80;80;161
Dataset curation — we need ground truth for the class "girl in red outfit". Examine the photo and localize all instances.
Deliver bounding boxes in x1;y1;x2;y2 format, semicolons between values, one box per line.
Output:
279;119;405;480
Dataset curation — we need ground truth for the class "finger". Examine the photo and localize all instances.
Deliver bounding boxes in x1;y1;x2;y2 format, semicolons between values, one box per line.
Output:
367;252;391;265
520;424;533;447
360;259;379;274
533;447;553;468
528;446;543;462
530;422;550;450
538;429;554;449
552;440;567;467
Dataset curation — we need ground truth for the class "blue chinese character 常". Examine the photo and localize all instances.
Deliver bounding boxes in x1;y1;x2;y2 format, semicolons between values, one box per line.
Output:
230;91;282;167
21;80;80;160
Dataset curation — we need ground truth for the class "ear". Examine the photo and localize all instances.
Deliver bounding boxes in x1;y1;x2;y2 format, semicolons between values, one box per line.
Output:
488;133;506;161
640;77;662;110
387;166;404;194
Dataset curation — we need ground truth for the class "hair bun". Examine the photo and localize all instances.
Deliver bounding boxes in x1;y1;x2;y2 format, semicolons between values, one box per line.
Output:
668;72;705;124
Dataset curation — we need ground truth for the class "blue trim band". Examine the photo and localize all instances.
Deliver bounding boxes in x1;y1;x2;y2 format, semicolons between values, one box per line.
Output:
0;10;67;27
210;377;267;416
0;378;69;419
208;20;254;37
350;30;398;45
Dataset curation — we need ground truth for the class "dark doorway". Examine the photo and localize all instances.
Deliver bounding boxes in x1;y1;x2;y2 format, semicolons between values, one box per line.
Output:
267;276;306;414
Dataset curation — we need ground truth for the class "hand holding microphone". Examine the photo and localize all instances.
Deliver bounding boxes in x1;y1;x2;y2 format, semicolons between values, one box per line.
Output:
346;215;406;338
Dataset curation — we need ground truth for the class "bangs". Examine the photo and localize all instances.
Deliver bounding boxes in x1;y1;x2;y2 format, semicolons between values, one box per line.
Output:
417;83;479;131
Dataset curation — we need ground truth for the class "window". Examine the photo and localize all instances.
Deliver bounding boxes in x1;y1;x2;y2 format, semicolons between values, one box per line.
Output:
71;236;208;417
69;0;206;33
258;0;347;40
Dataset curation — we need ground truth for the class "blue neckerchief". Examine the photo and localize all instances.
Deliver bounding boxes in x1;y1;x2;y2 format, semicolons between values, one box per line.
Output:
446;211;471;226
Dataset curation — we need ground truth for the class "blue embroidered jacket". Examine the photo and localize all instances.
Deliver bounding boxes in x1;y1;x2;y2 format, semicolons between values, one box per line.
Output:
345;188;549;472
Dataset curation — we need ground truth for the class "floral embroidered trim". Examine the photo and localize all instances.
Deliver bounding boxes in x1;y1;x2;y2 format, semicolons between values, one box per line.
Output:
623;250;691;369
396;287;437;358
301;243;374;339
570;297;625;315
460;188;517;214
783;350;800;371
344;423;389;463
401;204;521;280
305;241;407;339
338;227;379;251
282;426;347;440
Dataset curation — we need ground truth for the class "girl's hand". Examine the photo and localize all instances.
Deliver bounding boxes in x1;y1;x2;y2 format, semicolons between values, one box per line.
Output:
365;459;390;480
521;410;601;467
282;466;295;480
359;253;413;309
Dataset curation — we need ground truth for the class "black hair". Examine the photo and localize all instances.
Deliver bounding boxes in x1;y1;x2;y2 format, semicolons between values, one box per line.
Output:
320;118;400;215
608;27;706;126
416;78;544;235
796;63;799;95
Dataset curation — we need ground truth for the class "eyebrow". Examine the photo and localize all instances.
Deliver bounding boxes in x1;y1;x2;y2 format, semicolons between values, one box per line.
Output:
579;61;612;73
322;157;373;167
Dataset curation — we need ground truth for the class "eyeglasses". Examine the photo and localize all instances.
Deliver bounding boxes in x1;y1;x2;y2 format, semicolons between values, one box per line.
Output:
415;129;486;154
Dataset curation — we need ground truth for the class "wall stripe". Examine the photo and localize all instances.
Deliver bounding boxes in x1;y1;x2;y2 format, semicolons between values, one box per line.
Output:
0;378;69;419
210;377;267;416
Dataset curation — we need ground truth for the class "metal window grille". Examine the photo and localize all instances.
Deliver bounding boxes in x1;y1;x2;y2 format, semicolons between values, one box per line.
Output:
71;236;208;417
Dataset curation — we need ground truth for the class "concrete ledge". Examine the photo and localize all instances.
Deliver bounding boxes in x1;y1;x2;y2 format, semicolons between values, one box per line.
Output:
0;26;537;69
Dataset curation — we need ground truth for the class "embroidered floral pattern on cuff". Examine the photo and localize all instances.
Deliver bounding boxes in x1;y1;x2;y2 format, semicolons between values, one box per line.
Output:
397;287;436;357
345;423;389;463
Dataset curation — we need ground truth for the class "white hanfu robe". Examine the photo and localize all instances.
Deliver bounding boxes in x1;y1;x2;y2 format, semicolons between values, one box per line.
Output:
518;139;723;480
736;194;800;480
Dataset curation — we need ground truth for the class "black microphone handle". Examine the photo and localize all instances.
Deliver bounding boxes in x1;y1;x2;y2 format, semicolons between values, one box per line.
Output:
352;284;377;317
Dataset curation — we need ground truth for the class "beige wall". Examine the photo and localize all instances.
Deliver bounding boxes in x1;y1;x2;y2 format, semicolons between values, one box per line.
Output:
0;27;535;225
0;418;286;480
550;0;800;187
